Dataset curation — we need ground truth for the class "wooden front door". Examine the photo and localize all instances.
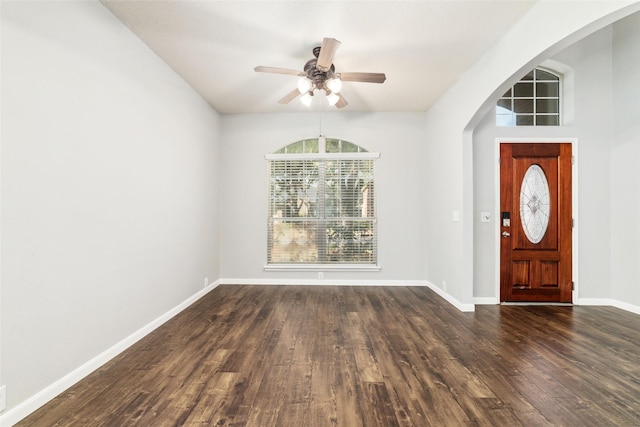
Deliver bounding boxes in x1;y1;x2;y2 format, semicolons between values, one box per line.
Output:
500;143;572;302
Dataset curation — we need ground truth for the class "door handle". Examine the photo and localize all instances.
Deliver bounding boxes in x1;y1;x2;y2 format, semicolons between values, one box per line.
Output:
502;231;511;237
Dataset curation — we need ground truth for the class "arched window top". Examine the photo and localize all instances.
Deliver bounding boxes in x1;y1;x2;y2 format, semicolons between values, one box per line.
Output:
274;137;369;154
497;67;561;126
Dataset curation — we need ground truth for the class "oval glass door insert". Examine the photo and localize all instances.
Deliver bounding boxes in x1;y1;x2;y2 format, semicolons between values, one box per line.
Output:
520;164;550;244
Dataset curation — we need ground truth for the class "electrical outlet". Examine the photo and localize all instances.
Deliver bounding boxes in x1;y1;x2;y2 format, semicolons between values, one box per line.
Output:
318;272;324;280
204;277;209;288
0;384;7;412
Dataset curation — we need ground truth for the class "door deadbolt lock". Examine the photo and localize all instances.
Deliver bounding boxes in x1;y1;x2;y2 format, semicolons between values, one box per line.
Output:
502;212;511;227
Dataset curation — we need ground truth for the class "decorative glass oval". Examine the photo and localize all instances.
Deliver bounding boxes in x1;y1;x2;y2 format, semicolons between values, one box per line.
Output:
520;164;550;244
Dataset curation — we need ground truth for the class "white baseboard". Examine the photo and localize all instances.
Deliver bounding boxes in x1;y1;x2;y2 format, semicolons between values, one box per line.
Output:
474;296;640;315
576;298;615;306
576;297;640;315
218;278;476;312
0;281;220;427
474;297;499;305
218;278;428;287
423;281;476;312
612;299;640;315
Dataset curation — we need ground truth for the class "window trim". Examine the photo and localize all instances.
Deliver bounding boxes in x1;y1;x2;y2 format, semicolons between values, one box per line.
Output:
264;263;381;272
265;152;380;161
497;67;562;127
265;142;380;271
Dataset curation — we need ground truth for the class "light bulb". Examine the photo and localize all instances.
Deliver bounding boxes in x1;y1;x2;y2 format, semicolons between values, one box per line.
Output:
300;91;313;106
327;92;339;106
326;77;342;94
297;78;312;94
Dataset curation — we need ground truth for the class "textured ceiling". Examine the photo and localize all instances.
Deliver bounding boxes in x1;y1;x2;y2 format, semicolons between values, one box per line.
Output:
102;1;535;114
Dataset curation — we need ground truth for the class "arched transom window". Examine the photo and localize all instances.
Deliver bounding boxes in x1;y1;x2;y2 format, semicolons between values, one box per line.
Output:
497;68;561;126
265;137;379;269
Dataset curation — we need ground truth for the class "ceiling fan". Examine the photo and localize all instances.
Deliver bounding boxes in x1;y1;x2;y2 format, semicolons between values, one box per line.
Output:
254;38;386;108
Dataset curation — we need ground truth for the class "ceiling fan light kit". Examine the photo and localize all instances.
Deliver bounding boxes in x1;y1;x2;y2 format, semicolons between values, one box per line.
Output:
326;77;342;94
326;92;340;106
300;91;314;107
255;37;386;109
297;78;313;94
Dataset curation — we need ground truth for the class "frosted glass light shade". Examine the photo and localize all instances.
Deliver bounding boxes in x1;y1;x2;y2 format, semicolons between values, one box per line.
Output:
326;78;342;93
300;91;313;106
297;78;313;94
327;92;339;106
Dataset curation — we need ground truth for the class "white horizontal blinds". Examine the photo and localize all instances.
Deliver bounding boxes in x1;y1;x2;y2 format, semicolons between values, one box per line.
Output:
269;159;319;218
268;219;320;263
267;155;377;265
268;159;320;263
324;159;376;263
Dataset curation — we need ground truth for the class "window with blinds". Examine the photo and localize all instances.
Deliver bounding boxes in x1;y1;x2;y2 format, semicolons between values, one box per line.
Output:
266;138;379;268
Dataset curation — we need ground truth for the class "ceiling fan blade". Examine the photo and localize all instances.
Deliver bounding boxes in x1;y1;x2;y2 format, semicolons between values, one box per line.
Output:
316;38;341;72
338;72;387;84
255;66;304;77
335;93;348;109
278;88;301;104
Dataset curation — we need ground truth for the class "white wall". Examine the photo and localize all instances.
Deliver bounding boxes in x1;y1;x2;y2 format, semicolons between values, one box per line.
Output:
1;0;220;416
611;12;640;307
423;1;640;307
3;0;640;424
472;23;621;301
219;112;428;282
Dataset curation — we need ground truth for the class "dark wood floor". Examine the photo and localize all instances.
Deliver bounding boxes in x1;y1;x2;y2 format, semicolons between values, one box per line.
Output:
18;285;640;426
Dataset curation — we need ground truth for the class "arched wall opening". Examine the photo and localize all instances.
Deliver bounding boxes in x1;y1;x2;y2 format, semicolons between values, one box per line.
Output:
464;6;640;305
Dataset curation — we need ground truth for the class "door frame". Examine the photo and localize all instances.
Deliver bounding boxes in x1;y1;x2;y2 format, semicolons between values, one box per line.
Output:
494;137;578;303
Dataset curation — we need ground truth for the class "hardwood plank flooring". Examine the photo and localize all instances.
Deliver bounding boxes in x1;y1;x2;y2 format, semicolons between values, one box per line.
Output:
17;285;640;426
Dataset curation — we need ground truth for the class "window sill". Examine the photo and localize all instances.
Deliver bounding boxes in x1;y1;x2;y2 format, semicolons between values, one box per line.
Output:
264;264;381;272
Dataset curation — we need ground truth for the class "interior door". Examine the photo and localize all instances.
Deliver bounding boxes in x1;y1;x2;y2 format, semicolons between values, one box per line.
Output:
500;143;572;302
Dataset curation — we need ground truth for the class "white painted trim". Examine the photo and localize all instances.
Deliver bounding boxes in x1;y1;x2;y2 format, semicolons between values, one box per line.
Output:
471;295;640;315
424;281;476;312
576;298;615;306
219;278;426;287
493;138;578;303
218;278;476;312
0;281;221;427
611;300;640;316
576;298;640;316
265;152;380;160
474;297;499;305
263;264;381;272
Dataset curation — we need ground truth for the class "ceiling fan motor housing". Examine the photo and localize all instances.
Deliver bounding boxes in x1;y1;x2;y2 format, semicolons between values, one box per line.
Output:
304;58;336;91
